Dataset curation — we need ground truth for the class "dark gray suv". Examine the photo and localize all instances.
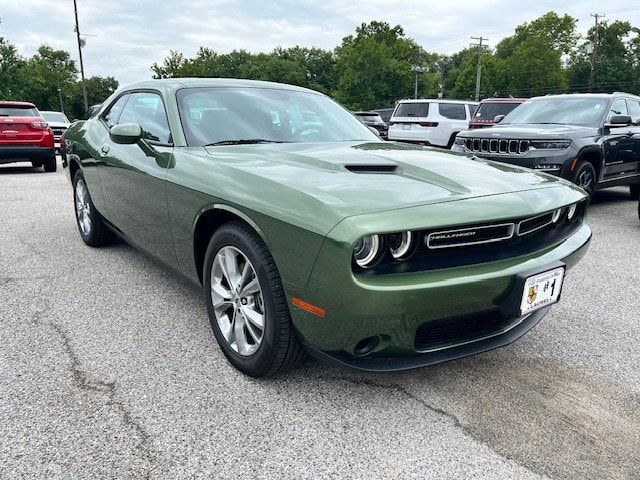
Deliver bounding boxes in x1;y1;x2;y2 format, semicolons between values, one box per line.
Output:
452;93;640;198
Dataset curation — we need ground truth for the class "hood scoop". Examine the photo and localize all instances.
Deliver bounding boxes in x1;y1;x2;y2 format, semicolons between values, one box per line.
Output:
344;164;401;175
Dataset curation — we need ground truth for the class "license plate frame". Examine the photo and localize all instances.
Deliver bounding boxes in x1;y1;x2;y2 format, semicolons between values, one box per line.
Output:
519;266;565;316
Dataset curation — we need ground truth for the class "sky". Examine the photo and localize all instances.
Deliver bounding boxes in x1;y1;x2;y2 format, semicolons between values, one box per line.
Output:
2;0;640;85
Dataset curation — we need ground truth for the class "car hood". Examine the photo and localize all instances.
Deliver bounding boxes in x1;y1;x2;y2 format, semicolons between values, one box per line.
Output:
458;124;598;139
203;141;575;216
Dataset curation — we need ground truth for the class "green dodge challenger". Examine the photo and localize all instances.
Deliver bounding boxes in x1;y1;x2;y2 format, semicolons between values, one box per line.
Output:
62;78;591;377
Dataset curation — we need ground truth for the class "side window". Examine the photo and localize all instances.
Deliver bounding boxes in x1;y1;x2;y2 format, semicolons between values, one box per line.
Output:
627;100;640;124
102;95;129;128
118;92;172;144
607;99;629;121
438;103;466;120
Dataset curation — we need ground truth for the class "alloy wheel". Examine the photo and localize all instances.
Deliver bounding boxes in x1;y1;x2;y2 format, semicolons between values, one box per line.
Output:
578;169;594;193
210;246;265;356
75;179;92;236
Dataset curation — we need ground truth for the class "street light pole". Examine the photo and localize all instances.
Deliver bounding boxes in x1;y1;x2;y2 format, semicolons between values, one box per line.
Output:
411;65;426;99
73;0;89;112
58;88;64;114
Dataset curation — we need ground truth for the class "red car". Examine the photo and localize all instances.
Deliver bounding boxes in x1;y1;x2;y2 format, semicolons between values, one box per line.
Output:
468;97;527;129
0;101;56;172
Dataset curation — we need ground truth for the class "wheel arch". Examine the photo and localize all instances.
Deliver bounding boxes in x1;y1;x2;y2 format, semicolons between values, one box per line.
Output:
69;157;81;182
576;147;603;181
193;204;270;284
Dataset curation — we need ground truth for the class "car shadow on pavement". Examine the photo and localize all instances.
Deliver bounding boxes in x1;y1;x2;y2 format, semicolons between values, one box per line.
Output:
589;186;634;205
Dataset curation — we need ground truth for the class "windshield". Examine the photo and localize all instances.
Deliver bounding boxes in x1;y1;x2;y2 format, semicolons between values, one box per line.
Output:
42;112;69;123
0;106;39;117
474;102;521;120
177;87;378;147
394;102;429;117
502;98;607;126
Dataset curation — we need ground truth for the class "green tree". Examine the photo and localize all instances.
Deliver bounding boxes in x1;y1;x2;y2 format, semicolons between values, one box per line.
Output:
0;37;28;100
568;20;639;94
333;21;433;109
67;76;119;119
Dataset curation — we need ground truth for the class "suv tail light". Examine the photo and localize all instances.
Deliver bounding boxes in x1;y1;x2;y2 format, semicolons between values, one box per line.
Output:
31;121;49;129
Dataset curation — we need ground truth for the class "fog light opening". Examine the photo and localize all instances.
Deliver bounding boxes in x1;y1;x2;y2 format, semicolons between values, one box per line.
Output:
353;336;380;356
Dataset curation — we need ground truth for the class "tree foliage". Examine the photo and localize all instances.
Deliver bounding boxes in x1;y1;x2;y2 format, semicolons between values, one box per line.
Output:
3;12;640;117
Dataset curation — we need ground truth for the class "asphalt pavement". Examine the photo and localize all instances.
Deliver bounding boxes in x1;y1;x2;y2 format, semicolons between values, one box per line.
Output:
1;158;639;479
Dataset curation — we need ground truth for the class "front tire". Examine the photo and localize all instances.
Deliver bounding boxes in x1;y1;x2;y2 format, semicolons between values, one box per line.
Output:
203;221;304;377
72;170;115;247
630;184;640;200
572;161;597;196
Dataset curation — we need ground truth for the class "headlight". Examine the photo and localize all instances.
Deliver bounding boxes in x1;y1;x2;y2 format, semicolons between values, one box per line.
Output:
454;137;465;146
567;203;578;221
530;140;571;150
388;231;413;259
552;208;563;223
353;235;381;268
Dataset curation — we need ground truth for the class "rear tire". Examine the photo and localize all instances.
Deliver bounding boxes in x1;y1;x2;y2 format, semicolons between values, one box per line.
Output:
72;170;116;247
572;161;597;196
44;157;57;172
203;221;304;377
630;184;640;200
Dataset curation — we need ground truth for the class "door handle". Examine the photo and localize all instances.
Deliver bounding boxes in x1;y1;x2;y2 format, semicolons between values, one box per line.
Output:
101;145;110;154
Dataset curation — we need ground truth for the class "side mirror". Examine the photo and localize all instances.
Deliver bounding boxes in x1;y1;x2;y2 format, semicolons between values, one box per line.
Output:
605;115;632;127
110;123;142;144
493;114;505;124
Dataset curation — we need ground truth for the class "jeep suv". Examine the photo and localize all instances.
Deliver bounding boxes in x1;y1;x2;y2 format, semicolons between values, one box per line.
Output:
452;93;640;197
388;99;479;148
41;110;70;153
0;101;56;172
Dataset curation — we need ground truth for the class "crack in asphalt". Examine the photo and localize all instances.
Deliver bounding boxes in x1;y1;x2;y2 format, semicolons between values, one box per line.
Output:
328;374;540;476
29;306;157;479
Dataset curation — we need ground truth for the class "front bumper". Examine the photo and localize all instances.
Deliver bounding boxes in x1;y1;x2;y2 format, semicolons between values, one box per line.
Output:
288;222;591;372
0;146;55;164
451;143;575;178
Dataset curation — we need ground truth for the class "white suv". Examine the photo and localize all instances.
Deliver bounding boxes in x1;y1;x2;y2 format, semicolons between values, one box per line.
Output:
388;99;478;148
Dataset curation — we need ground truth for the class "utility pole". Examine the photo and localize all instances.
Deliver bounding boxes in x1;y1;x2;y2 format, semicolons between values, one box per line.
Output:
588;13;605;92
73;0;89;112
470;36;488;102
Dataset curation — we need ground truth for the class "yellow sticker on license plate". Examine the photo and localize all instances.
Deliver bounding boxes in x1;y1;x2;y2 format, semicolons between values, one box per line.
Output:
520;267;564;316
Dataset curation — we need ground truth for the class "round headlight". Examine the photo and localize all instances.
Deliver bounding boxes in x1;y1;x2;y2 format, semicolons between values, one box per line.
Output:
567;203;578;221
388;231;413;260
552;208;562;223
354;235;381;268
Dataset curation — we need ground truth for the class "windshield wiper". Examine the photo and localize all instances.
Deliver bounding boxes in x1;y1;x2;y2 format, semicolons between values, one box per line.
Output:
204;139;286;146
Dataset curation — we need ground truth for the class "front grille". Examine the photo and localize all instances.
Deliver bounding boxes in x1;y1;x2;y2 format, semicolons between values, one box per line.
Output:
464;137;530;155
517;212;554;236
51;127;66;136
414;309;509;350
427;223;515;249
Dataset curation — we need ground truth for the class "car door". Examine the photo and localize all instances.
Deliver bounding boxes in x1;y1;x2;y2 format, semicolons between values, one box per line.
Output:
624;98;640;178
602;98;637;180
97;90;177;266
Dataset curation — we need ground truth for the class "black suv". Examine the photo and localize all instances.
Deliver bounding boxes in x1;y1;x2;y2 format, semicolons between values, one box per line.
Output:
452;93;640;197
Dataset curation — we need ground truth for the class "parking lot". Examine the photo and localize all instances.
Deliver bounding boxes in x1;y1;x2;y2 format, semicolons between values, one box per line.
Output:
0;157;639;479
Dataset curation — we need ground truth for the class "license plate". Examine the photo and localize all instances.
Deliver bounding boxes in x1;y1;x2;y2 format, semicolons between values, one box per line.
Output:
403;124;411;130
520;267;564;315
